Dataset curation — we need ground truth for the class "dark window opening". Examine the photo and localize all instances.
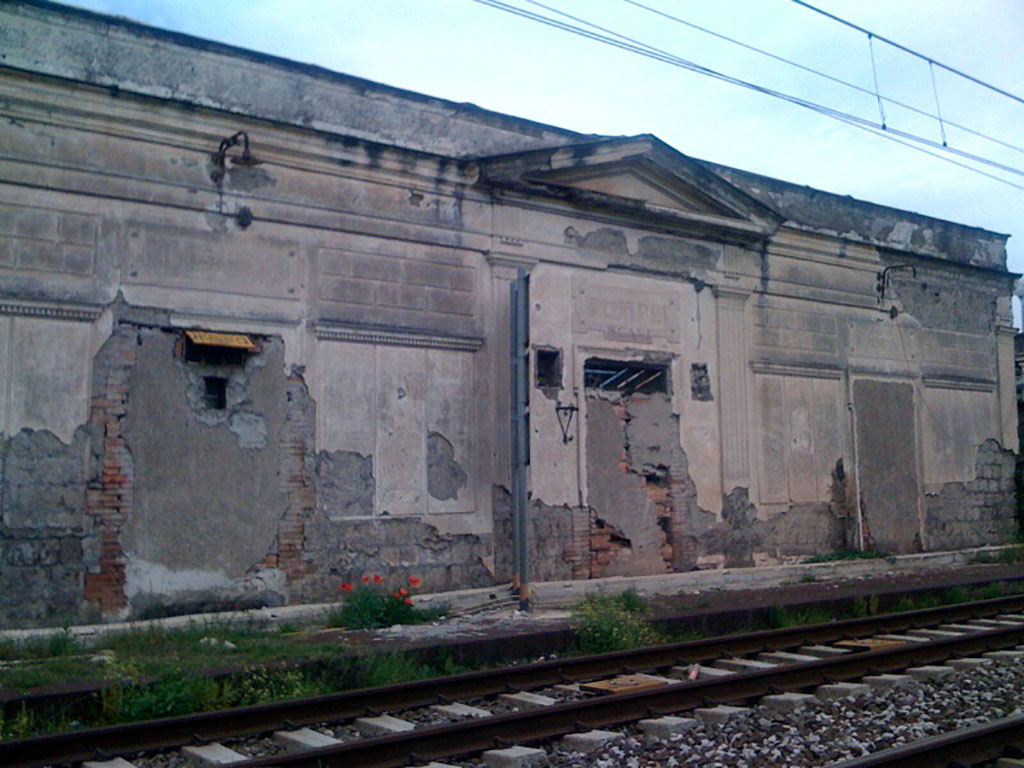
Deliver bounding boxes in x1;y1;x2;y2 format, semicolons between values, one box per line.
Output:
644;464;669;486
535;348;562;390
203;376;228;410
583;358;668;394
690;362;713;401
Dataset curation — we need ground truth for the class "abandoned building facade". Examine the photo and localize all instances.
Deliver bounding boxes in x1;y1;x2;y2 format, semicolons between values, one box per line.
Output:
0;1;1019;626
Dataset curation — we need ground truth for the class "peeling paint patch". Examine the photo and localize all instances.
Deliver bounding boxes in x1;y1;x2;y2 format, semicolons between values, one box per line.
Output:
759;503;844;559
225;165;277;192
567;226;628;256
316;449;374;518
426;431;467;500
719;487;758;568
182;348;271;449
565;225;721;276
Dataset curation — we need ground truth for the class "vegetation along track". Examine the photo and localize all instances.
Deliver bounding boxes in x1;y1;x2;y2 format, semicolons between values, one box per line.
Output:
6;593;1024;768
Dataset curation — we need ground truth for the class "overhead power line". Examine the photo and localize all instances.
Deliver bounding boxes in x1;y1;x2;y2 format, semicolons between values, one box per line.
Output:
472;0;1024;191
623;0;1024;158
791;0;1024;107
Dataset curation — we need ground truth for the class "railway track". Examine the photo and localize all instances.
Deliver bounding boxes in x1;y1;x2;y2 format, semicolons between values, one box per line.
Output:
6;593;1024;768
833;711;1024;767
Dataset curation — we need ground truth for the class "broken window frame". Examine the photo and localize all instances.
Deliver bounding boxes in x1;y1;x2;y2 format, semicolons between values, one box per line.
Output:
583;357;669;395
181;329;256;367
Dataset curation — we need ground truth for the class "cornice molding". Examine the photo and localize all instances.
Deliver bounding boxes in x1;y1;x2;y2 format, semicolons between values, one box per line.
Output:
315;323;483;352
922;374;995;392
750;360;843;380
0;298;104;322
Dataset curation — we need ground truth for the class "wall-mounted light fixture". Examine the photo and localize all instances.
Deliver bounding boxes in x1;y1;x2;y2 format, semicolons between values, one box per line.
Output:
211;131;261;182
876;264;917;304
555;401;578;444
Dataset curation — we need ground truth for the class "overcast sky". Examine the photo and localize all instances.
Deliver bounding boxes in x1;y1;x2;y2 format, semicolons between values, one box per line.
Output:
69;0;1024;321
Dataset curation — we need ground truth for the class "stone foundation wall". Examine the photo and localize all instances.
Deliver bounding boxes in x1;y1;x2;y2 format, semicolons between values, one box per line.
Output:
0;427;100;626
924;439;1018;549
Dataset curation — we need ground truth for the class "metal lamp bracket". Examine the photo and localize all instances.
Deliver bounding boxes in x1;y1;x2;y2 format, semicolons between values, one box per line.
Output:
555;402;578;444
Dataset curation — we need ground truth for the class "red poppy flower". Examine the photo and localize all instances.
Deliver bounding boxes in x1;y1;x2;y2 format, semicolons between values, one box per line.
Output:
408;576;421;588
373;574;385;584
404;598;413;605
398;587;408;596
361;575;370;583
340;583;353;592
393;592;401;599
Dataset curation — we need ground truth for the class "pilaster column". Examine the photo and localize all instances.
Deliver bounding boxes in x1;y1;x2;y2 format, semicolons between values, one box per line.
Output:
716;286;753;490
996;324;1018;451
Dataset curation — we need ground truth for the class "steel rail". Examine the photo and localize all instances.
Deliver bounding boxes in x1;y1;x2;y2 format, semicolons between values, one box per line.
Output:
832;711;1024;767
4;593;1024;767
237;623;1024;767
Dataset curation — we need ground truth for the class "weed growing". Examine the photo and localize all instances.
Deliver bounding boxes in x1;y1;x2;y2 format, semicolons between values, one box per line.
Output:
765;605;833;629
573;589;663;653
849;594;880;618
326;575;444;630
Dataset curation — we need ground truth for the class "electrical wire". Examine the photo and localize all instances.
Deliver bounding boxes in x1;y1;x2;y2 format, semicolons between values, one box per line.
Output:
473;0;1024;190
791;0;1024;107
624;0;1024;158
833;111;1024;193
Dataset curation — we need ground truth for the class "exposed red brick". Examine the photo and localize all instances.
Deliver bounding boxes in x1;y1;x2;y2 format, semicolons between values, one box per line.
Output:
83;327;134;616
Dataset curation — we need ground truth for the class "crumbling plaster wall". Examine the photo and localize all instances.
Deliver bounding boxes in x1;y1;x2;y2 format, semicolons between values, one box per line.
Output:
1;1;1018;621
299;332;497;601
313;340;480;518
586;395;673;576
526;262;722;516
524;252;854;577
0;308;113;626
0;312;110;442
122;328;290;615
749;229;1016;556
0;61;503;623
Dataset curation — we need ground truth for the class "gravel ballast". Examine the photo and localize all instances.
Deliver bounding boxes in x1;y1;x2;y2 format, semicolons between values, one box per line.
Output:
540;656;1024;767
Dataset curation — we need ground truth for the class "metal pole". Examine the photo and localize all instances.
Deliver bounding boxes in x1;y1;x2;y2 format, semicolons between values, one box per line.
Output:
511;269;531;610
509;278;522;596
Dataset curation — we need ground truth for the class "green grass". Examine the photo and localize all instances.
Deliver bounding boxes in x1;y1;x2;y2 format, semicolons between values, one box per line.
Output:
765;581;1024;631
970;545;1024;565
803;547;891;564
0;640;462;740
0;621;354;694
3;578;1023;740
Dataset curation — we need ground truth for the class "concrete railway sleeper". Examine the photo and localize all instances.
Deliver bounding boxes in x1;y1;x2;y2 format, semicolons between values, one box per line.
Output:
6;595;1024;768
